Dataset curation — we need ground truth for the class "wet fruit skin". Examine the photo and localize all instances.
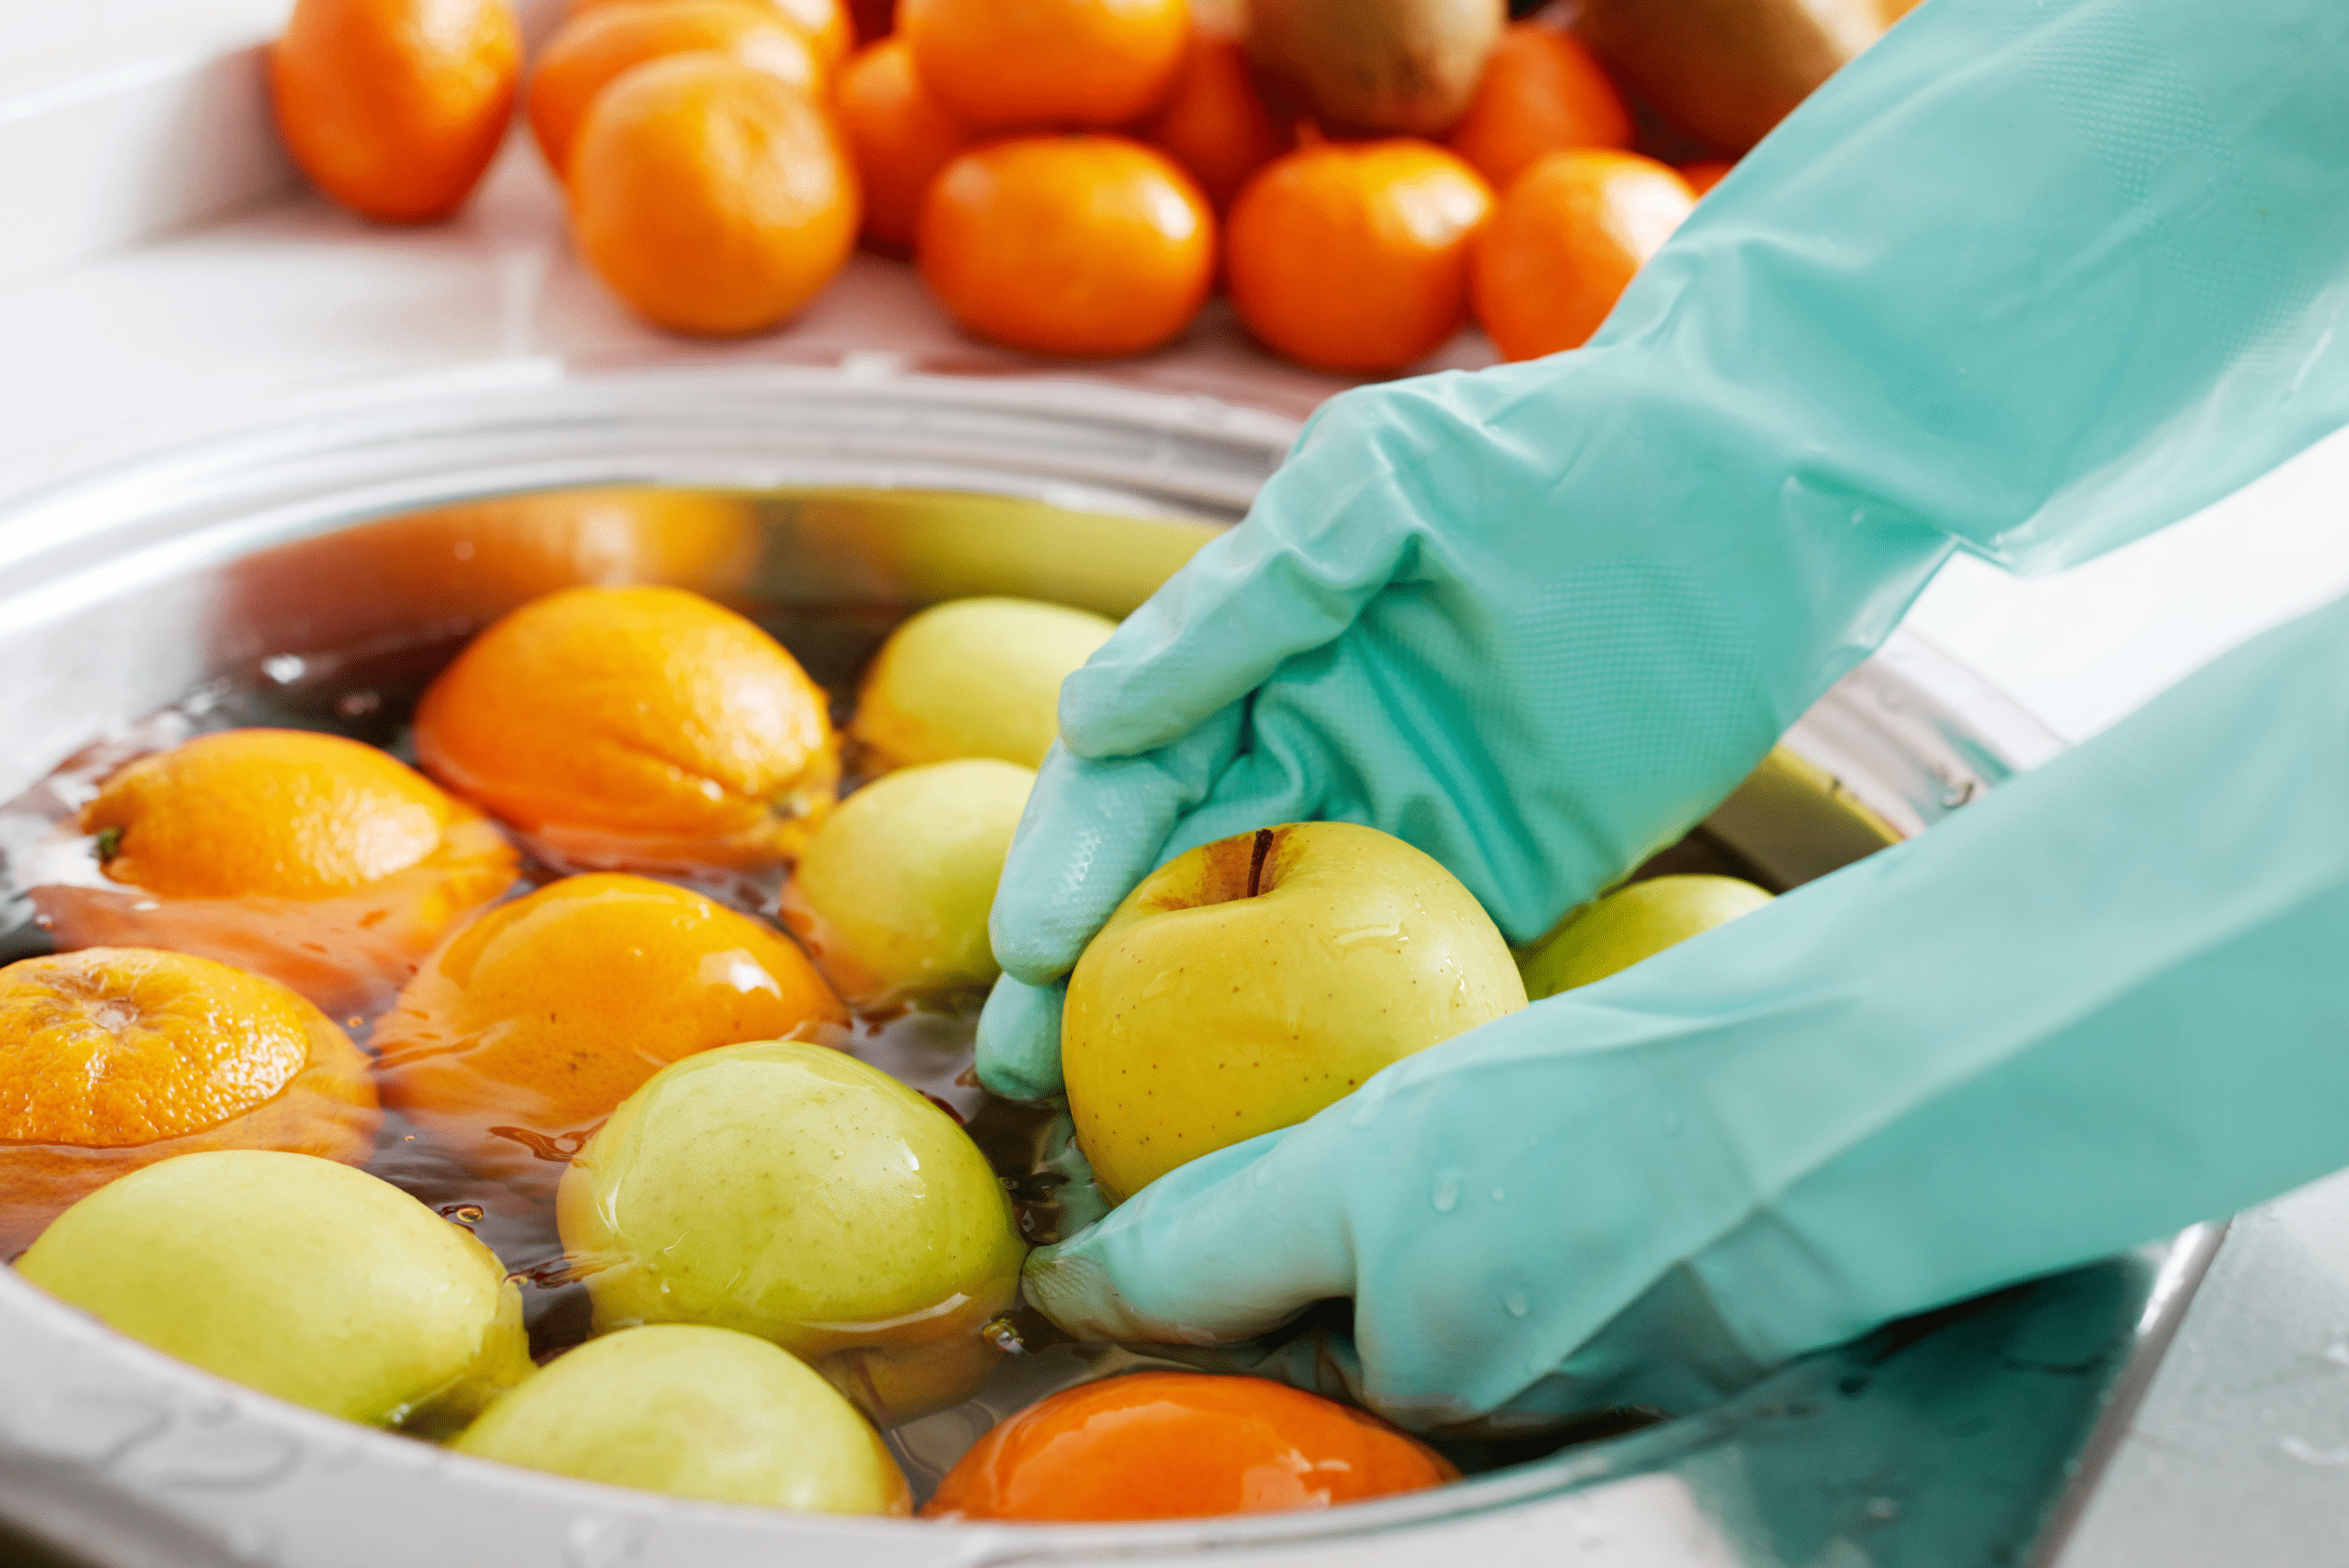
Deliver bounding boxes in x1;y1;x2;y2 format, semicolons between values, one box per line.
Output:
0;948;378;1255
412;584;840;869
373;873;841;1198
559;1040;1026;1425
38;728;518;1013
453;1324;911;1514
850;595;1118;771
17;1150;529;1430
923;1372;1458;1521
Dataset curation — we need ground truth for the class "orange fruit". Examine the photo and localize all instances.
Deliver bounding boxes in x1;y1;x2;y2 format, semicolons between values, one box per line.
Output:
0;949;378;1254
834;37;974;251
572;0;852;68
1143;30;1289;212
34;729;518;1014
1680;159;1733;196
270;0;520;223
412;585;840;871
1226;139;1494;374
921;1373;1457;1522
569;54;858;337
1472;148;1693;361
901;0;1188;130
1446;22;1631;194
373;874;840;1196
529;0;825;177
918;136;1214;358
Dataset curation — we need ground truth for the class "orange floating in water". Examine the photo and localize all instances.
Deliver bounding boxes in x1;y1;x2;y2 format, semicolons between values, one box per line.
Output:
36;728;518;1015
0;947;378;1254
414;585;841;873
372;873;841;1199
921;1372;1457;1523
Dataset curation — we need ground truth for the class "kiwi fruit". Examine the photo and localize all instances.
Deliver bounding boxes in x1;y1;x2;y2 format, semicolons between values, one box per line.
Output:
1572;0;1903;154
1244;0;1505;137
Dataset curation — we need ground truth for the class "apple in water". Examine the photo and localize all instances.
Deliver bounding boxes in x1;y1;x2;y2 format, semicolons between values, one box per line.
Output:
17;1150;529;1430
453;1324;910;1515
558;1040;1026;1425
1519;873;1774;1000
781;758;1032;1003
850;596;1116;770
1063;821;1528;1204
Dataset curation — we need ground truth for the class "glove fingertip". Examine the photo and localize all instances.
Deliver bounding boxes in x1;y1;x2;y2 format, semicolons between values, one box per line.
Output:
974;973;1066;1102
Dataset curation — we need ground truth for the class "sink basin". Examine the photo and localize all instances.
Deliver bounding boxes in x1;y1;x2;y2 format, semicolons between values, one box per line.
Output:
0;363;2216;1568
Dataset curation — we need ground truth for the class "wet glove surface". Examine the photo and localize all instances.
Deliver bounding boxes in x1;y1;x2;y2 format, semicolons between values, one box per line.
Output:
1027;590;2349;1429
979;0;2349;1104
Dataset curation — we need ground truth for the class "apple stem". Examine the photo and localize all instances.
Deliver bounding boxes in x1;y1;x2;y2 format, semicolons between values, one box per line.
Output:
1247;828;1275;898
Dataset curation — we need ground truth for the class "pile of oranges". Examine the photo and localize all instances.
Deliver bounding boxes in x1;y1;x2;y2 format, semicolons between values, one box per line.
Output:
265;0;1750;371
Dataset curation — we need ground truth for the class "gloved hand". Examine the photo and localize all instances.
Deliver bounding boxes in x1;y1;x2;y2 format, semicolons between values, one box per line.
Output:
1026;589;2349;1430
977;0;2349;1104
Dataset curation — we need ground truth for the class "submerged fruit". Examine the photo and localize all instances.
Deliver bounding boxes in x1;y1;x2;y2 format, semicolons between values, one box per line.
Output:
851;596;1117;771
373;873;840;1197
1063;821;1526;1202
1520;873;1772;998
455;1325;910;1513
0;949;377;1254
38;728;517;1011
783;759;1034;1004
560;1040;1025;1425
924;1372;1455;1520
413;584;840;869
18;1150;529;1429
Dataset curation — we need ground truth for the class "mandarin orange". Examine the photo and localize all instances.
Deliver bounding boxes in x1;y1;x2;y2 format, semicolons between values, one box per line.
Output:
571;0;852;67
569;55;858;337
922;1373;1457;1522
834;37;974;250
1446;21;1631;193
901;0;1188;130
529;0;824;177
1143;29;1289;212
36;729;517;1012
270;0;520;223
372;873;840;1196
0;949;378;1254
1471;148;1692;361
918;136;1214;358
1226;139;1493;373
413;585;839;871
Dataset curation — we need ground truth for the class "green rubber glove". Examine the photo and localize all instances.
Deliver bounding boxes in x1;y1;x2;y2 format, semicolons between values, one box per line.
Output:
1025;589;2349;1429
978;0;2349;1103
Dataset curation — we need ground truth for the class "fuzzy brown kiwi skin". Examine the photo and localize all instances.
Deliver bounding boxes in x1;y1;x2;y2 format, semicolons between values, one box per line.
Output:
1244;0;1505;138
1572;0;1900;155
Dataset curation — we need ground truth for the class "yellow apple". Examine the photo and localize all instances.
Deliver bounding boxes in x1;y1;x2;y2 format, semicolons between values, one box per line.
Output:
558;1040;1025;1424
1520;873;1775;1000
17;1150;529;1431
453;1325;910;1514
781;758;1032;1004
1063;821;1527;1203
850;596;1116;770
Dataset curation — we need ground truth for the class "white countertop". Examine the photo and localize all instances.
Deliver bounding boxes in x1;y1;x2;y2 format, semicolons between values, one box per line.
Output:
6;125;2349;1568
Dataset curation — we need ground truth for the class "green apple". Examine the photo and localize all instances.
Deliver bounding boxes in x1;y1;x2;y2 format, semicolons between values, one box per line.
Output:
17;1149;529;1430
781;759;1033;1003
850;596;1116;770
1064;821;1528;1203
558;1040;1025;1424
1520;874;1775;1000
453;1325;910;1515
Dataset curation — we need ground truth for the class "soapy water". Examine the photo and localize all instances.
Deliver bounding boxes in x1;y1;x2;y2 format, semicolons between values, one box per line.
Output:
0;604;1743;1499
